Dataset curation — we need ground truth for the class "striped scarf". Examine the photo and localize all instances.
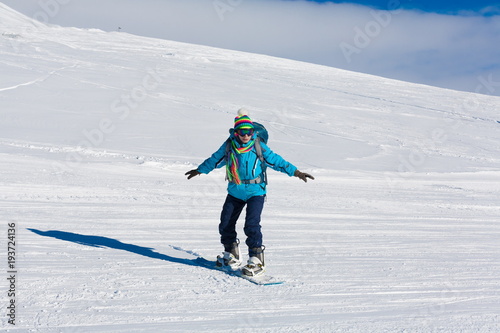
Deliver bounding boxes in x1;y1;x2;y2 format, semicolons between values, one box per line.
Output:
226;139;255;185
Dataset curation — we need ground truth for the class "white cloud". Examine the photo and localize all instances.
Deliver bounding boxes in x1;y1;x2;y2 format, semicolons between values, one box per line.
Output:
2;0;500;96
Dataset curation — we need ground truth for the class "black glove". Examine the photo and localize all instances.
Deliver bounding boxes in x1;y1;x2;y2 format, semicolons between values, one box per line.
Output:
185;169;201;180
294;170;315;183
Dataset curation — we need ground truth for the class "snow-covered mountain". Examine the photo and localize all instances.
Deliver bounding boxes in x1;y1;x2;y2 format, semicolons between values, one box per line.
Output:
1;3;499;332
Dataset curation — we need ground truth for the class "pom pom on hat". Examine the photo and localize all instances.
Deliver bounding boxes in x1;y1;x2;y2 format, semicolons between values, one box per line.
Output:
237;108;248;117
234;108;254;130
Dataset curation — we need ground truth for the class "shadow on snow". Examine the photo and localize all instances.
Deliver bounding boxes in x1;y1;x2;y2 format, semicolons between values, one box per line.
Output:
27;228;216;271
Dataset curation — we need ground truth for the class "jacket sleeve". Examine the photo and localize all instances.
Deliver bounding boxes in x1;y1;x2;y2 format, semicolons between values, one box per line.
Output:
260;142;297;177
197;141;228;174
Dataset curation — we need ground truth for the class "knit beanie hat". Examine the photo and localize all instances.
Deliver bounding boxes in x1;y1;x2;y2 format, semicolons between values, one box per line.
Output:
234;108;254;130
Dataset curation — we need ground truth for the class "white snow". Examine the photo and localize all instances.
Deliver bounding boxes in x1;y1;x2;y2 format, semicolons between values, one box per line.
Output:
1;3;500;332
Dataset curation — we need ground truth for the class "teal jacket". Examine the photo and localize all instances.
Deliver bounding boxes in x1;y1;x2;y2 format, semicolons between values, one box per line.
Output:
197;135;297;201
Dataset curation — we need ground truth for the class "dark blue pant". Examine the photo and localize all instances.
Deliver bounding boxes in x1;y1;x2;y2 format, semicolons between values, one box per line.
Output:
219;194;265;250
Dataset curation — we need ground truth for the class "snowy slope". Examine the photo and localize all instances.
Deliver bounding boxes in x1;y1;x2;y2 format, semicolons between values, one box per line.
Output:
1;3;500;332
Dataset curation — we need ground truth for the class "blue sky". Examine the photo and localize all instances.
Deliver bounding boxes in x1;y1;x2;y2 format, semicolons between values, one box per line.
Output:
2;0;500;96
307;0;499;14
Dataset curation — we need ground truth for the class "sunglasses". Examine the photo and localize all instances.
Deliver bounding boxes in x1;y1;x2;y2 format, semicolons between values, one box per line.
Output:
236;128;254;137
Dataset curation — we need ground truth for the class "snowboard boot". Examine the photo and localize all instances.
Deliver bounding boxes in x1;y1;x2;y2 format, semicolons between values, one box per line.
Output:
216;240;241;270
242;246;265;277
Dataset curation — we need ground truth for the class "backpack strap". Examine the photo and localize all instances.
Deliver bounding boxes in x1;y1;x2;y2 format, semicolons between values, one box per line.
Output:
224;138;231;182
254;138;268;184
224;138;231;157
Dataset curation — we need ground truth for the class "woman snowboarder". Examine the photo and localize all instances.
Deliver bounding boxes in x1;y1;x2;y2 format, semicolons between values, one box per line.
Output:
185;109;314;276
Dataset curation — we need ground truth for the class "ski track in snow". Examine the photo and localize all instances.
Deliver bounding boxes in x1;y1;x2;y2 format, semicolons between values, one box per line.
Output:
0;65;75;93
1;3;500;332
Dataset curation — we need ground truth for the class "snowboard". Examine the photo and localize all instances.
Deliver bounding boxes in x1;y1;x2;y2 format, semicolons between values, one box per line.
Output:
195;257;284;286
